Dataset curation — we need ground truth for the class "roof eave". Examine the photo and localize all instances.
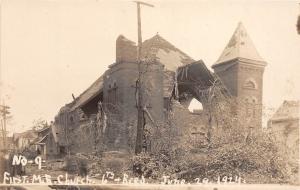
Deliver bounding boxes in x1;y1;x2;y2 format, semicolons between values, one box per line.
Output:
212;57;267;69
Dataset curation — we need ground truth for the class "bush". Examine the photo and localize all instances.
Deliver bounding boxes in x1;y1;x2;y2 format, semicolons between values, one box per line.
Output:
131;97;291;184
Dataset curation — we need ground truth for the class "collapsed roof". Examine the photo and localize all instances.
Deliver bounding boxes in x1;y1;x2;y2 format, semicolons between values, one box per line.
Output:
177;60;215;90
61;34;226;113
70;76;103;111
116;34;195;71
176;61;230;102
141;34;195;71
69;34;196;111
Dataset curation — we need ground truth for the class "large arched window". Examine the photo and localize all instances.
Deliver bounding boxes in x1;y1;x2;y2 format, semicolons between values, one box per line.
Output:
243;78;257;89
188;98;203;113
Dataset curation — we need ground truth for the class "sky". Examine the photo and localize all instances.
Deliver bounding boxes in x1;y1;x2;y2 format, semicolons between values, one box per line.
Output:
1;0;300;134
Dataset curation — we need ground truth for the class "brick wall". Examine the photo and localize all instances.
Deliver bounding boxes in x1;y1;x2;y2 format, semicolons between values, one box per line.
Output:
116;35;137;63
103;61;164;150
213;58;266;128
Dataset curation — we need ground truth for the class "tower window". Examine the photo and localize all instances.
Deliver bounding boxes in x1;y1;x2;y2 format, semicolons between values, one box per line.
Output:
244;96;258;118
243;78;257;89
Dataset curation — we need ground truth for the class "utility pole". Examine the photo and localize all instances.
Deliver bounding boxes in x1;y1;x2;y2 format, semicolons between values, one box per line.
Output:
0;2;4;150
0;103;9;147
0;2;2;102
297;3;300;34
133;1;154;154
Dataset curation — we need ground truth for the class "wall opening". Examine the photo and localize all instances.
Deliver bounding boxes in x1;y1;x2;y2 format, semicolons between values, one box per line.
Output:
188;98;203;113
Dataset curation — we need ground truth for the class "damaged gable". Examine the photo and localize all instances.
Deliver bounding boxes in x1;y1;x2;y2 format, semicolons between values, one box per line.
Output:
142;34;195;71
115;34;195;71
70;76;104;113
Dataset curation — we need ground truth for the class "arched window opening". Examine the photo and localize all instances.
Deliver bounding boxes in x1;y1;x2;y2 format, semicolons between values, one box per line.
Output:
244;79;257;89
188;98;203;113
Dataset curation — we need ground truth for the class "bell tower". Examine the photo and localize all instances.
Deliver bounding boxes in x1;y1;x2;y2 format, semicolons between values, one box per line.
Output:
212;22;267;128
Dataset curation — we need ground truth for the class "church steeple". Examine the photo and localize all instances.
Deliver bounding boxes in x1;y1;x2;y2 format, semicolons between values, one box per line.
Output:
212;22;267;128
214;22;266;66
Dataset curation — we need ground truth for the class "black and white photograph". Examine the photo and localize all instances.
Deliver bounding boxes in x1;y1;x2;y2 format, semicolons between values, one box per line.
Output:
0;0;299;189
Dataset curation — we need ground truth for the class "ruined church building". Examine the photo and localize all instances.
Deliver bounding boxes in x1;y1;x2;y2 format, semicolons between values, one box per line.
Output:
53;22;267;155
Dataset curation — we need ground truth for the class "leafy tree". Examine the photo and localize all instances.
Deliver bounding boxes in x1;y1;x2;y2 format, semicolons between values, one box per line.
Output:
32;118;49;131
132;82;291;184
